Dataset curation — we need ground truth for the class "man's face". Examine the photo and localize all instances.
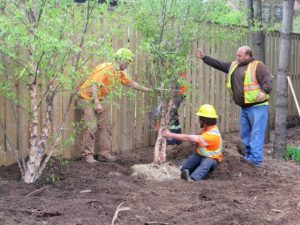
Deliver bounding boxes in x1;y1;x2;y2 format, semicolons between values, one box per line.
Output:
199;117;204;128
237;48;250;64
119;62;129;70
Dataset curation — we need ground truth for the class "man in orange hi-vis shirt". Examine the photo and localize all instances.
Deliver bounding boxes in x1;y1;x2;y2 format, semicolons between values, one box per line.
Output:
162;104;223;181
78;48;152;163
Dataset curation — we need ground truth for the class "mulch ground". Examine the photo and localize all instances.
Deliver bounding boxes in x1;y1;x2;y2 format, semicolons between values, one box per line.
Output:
0;126;299;225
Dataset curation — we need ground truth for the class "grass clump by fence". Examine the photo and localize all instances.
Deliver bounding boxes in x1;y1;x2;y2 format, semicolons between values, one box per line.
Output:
286;145;300;163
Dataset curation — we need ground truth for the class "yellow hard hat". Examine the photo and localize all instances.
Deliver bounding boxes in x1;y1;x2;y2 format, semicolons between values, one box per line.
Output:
195;104;218;119
115;48;134;62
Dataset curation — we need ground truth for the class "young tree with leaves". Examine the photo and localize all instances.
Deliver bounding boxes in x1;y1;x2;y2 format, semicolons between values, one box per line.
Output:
121;0;246;164
0;0;125;183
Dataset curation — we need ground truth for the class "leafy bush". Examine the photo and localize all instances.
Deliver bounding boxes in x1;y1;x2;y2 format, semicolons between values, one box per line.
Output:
286;145;300;162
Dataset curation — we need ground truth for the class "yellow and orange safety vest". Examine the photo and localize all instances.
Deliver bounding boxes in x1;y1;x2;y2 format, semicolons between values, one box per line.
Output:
196;125;223;162
79;62;132;100
226;60;269;104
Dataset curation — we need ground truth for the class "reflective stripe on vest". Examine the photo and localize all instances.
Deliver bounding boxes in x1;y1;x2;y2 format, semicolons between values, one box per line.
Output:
226;60;269;104
198;146;222;158
196;127;222;161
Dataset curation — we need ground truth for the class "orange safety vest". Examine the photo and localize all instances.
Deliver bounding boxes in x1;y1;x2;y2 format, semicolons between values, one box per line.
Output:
79;63;132;100
196;125;223;162
226;60;269;104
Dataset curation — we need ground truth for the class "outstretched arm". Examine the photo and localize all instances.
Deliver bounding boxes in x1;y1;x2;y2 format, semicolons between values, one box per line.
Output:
128;81;152;92
162;129;199;144
195;48;231;73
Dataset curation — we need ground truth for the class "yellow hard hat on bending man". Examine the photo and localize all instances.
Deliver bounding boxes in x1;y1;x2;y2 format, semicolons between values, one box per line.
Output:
115;48;134;63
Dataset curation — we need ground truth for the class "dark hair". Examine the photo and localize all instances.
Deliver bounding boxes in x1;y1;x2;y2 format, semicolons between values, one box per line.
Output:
199;116;217;126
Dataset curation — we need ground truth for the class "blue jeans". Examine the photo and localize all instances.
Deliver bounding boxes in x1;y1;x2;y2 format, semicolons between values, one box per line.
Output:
240;105;268;166
181;153;217;181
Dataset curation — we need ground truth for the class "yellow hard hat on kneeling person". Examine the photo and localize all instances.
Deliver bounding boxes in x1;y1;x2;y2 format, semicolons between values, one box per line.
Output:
196;104;218;119
115;48;134;63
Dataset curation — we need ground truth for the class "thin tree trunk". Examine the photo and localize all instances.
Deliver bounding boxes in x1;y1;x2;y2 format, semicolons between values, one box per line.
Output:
153;100;171;164
24;79;40;183
274;0;295;159
246;0;254;25
24;83;54;183
252;0;271;143
253;0;265;63
38;91;75;176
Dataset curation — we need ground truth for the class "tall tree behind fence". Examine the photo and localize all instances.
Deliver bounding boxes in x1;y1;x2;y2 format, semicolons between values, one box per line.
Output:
0;31;300;166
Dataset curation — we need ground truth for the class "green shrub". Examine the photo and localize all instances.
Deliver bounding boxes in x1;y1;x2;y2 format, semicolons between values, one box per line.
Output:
286;145;300;162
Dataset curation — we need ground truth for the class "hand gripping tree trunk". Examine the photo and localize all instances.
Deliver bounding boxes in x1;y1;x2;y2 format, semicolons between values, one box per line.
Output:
153;100;172;164
274;0;295;159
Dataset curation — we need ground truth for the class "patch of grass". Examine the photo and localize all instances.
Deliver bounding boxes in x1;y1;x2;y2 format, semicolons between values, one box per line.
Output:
286;145;300;163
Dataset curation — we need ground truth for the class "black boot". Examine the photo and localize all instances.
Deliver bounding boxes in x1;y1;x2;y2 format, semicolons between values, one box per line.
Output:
236;142;247;157
181;169;191;181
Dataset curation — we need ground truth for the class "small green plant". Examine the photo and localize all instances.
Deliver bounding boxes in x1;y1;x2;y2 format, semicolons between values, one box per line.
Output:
46;158;60;183
47;173;60;183
286;145;300;162
60;159;70;167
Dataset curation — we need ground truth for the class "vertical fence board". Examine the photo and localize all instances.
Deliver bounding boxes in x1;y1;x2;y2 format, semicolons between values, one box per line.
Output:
191;42;197;134
111;36;121;153
5;96;17;165
134;33;144;149
0;96;5;166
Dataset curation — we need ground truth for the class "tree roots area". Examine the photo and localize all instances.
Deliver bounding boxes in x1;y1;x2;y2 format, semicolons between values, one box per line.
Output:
0;126;300;225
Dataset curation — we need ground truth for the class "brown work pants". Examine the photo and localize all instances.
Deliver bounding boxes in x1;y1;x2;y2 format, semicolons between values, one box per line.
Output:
78;98;112;157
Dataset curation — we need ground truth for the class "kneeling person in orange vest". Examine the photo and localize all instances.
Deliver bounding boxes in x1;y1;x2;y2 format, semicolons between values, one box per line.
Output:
78;48;152;163
162;104;222;181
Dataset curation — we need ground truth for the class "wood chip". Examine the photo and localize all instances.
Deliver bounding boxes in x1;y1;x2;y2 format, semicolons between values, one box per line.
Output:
80;189;91;193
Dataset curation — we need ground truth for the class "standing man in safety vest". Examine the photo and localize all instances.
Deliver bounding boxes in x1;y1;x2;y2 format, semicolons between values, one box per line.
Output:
195;46;272;166
162;104;222;181
78;48;152;163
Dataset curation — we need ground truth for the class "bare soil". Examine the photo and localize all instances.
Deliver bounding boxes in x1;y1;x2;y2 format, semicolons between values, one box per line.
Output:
0;126;299;225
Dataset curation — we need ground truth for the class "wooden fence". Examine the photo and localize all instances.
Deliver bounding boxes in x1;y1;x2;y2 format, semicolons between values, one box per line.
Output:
0;31;300;166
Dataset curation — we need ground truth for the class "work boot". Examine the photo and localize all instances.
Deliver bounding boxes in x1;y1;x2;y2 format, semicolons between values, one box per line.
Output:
99;153;117;162
85;155;98;163
236;142;247;157
181;169;192;181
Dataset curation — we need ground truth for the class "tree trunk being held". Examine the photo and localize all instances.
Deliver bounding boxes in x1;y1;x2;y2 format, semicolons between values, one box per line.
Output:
153;100;172;164
274;0;295;159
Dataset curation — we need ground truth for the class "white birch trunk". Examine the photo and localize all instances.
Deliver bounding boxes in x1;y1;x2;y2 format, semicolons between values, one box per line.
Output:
24;82;54;183
153;100;171;164
24;80;40;183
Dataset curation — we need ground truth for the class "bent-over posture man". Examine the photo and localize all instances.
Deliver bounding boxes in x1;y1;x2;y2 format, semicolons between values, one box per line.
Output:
78;48;152;163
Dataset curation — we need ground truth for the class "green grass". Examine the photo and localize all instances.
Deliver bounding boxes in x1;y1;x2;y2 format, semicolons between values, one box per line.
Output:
286;145;300;163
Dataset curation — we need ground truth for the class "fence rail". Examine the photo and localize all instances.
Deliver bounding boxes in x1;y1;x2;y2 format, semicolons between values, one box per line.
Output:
0;31;300;166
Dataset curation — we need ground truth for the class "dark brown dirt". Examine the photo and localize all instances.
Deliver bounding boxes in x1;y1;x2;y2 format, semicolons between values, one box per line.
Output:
0;127;299;225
